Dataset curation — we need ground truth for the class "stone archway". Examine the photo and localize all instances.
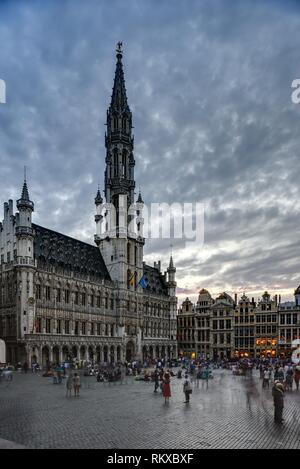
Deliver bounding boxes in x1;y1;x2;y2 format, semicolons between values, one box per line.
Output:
155;346;160;359
30;345;40;366
126;341;135;362
80;346;86;361
31;351;38;365
62;346;69;362
71;346;78;360
149;346;153;358
42;346;50;368
142;346;148;362
117;346;121;362
103;345;108;363
52;346;60;365
96;346;101;363
110;346;115;364
88;346;94;362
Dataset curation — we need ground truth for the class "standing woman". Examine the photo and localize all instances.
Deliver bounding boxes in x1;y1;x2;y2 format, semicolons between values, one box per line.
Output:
162;369;171;404
73;372;81;397
66;373;73;398
183;374;192;403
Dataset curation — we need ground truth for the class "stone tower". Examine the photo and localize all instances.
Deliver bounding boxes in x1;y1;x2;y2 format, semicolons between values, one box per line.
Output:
95;43;145;339
167;255;177;344
16;178;36;341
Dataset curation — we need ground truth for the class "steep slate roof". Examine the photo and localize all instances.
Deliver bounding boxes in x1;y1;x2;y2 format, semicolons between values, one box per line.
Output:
143;264;168;296
32;224;111;281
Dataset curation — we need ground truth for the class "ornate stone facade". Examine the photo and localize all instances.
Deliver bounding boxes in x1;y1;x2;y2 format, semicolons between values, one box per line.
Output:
178;289;300;360
0;45;177;366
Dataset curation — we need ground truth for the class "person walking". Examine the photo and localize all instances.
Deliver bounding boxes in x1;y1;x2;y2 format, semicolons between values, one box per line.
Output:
153;369;160;393
183;374;192;403
202;366;210;389
285;367;293;391
162;370;171;404
259;364;264;379
277;366;285;383
262;368;271;389
196;366;202;388
73;373;81;397
272;380;285;424
294;365;300;391
66;373;73;398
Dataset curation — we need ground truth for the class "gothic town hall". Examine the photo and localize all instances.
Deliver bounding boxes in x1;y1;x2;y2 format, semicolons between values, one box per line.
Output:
0;45;178;366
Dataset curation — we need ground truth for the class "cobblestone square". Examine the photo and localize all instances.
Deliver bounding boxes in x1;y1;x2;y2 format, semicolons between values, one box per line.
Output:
0;369;299;449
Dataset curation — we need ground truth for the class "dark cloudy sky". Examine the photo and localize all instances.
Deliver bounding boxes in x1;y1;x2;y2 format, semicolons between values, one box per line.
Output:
0;0;300;304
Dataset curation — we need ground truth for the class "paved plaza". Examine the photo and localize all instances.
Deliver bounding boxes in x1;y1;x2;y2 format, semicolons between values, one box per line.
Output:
0;369;299;449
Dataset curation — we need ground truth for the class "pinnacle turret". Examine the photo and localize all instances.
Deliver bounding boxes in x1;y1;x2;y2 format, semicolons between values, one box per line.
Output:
17;177;34;211
95;188;103;205
137;191;144;204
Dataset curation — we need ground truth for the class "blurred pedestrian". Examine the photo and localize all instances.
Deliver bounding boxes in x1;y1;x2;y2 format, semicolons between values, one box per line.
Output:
262;369;271;389
183;374;192;403
66;374;73;398
154;369;160;393
73;373;81;397
196;366;202;388
272;380;285;424
285;367;293;391
162;370;171;404
294;365;300;390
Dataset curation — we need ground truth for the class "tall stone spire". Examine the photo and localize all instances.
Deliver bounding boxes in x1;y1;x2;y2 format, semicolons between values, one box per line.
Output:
21;180;30;201
104;42;135;212
169;255;175;271
17;174;34;211
110;41;129;112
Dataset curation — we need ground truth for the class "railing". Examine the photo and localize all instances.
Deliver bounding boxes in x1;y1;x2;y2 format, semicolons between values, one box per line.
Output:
15;226;34;237
24;333;123;343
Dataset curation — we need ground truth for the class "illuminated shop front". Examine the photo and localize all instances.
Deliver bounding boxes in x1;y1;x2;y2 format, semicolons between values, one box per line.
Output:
255;338;277;357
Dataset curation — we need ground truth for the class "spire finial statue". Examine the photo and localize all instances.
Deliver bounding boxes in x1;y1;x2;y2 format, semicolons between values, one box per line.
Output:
116;41;123;57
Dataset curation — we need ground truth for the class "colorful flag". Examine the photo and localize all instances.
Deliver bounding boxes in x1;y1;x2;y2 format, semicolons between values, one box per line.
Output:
138;275;148;289
128;271;135;286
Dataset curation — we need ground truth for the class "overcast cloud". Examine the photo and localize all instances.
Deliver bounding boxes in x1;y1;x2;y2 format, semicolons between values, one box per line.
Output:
0;0;300;304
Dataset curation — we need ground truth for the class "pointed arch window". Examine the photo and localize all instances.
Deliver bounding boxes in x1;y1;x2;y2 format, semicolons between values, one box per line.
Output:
127;242;131;264
134;246;137;265
113;115;118;131
122;150;127;178
127;269;131;289
114;149;118;176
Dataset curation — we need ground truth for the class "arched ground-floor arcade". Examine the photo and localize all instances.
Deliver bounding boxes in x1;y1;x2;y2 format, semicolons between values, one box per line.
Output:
5;337;178;367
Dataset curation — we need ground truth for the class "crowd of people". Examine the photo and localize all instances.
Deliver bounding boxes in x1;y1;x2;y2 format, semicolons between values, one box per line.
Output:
1;356;299;424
